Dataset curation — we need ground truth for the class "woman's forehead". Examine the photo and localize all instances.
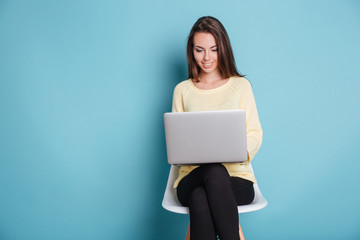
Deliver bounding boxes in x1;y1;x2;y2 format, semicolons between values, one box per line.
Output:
193;32;217;47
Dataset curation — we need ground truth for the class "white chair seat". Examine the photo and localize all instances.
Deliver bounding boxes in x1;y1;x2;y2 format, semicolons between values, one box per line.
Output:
162;164;267;214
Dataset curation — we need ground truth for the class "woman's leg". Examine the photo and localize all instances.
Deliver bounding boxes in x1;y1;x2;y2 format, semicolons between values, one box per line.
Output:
177;163;240;240
188;186;217;240
230;177;255;205
230;177;255;240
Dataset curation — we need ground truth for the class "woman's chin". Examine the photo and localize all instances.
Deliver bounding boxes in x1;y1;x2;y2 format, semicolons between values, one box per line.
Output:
200;67;217;74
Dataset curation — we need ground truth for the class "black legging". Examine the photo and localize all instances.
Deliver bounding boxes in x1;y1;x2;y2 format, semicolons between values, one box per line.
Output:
177;163;254;240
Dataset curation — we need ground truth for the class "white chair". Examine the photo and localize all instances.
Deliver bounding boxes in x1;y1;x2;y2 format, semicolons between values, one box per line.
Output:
162;164;267;240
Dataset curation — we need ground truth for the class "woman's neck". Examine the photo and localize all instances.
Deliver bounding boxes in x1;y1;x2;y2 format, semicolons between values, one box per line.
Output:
198;71;223;83
194;71;229;90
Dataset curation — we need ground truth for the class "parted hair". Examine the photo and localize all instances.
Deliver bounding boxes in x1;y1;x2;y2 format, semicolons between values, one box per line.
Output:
186;16;244;81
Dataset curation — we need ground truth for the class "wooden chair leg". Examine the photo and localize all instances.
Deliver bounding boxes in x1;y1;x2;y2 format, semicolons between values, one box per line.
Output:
185;223;190;240
239;222;245;240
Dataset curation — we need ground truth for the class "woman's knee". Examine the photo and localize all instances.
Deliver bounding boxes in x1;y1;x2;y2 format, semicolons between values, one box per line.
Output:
201;163;230;183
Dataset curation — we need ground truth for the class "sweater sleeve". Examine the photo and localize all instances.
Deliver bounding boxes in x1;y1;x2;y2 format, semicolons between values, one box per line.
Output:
241;79;263;161
171;83;185;113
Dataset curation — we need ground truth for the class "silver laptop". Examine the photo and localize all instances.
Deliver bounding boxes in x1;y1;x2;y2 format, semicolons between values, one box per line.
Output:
164;110;247;165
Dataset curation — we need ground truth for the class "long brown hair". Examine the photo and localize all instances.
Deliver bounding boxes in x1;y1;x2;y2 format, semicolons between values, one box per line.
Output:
187;16;244;81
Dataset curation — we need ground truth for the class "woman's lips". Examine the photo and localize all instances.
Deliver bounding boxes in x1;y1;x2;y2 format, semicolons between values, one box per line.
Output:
202;62;213;68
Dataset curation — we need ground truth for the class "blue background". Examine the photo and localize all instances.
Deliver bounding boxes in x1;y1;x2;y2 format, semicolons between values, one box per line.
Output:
1;0;359;239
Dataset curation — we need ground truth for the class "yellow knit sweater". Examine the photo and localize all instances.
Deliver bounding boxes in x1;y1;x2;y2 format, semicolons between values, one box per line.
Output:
171;76;263;188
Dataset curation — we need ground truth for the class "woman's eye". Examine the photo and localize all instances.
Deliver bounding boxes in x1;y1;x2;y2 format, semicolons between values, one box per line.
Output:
195;49;202;53
211;49;218;52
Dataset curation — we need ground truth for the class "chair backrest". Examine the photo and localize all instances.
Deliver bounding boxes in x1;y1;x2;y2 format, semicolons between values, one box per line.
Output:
162;164;267;214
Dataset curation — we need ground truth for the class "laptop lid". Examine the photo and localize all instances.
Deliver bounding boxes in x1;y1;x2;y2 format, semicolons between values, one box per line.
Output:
164;110;247;165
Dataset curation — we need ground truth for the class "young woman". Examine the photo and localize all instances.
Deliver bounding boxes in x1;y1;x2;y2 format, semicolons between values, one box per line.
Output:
171;16;263;240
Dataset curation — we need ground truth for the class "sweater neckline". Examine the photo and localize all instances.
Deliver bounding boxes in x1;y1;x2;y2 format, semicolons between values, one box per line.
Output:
189;76;233;94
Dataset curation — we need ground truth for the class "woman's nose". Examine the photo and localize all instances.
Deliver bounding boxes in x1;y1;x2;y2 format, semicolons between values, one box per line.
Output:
204;51;210;60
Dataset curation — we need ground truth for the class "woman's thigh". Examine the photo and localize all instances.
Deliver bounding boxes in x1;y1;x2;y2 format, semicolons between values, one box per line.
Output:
176;164;254;206
177;164;229;206
230;177;255;205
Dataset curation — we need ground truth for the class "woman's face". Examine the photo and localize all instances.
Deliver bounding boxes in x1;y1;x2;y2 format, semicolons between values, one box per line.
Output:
193;32;219;75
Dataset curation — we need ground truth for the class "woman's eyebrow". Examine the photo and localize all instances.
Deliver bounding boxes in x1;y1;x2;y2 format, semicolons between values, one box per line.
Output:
194;45;218;49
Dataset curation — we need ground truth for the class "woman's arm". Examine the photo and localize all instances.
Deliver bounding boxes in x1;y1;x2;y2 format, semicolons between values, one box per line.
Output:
171;84;185;112
242;79;263;162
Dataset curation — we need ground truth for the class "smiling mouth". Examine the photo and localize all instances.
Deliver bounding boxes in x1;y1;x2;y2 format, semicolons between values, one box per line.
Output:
202;62;213;68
